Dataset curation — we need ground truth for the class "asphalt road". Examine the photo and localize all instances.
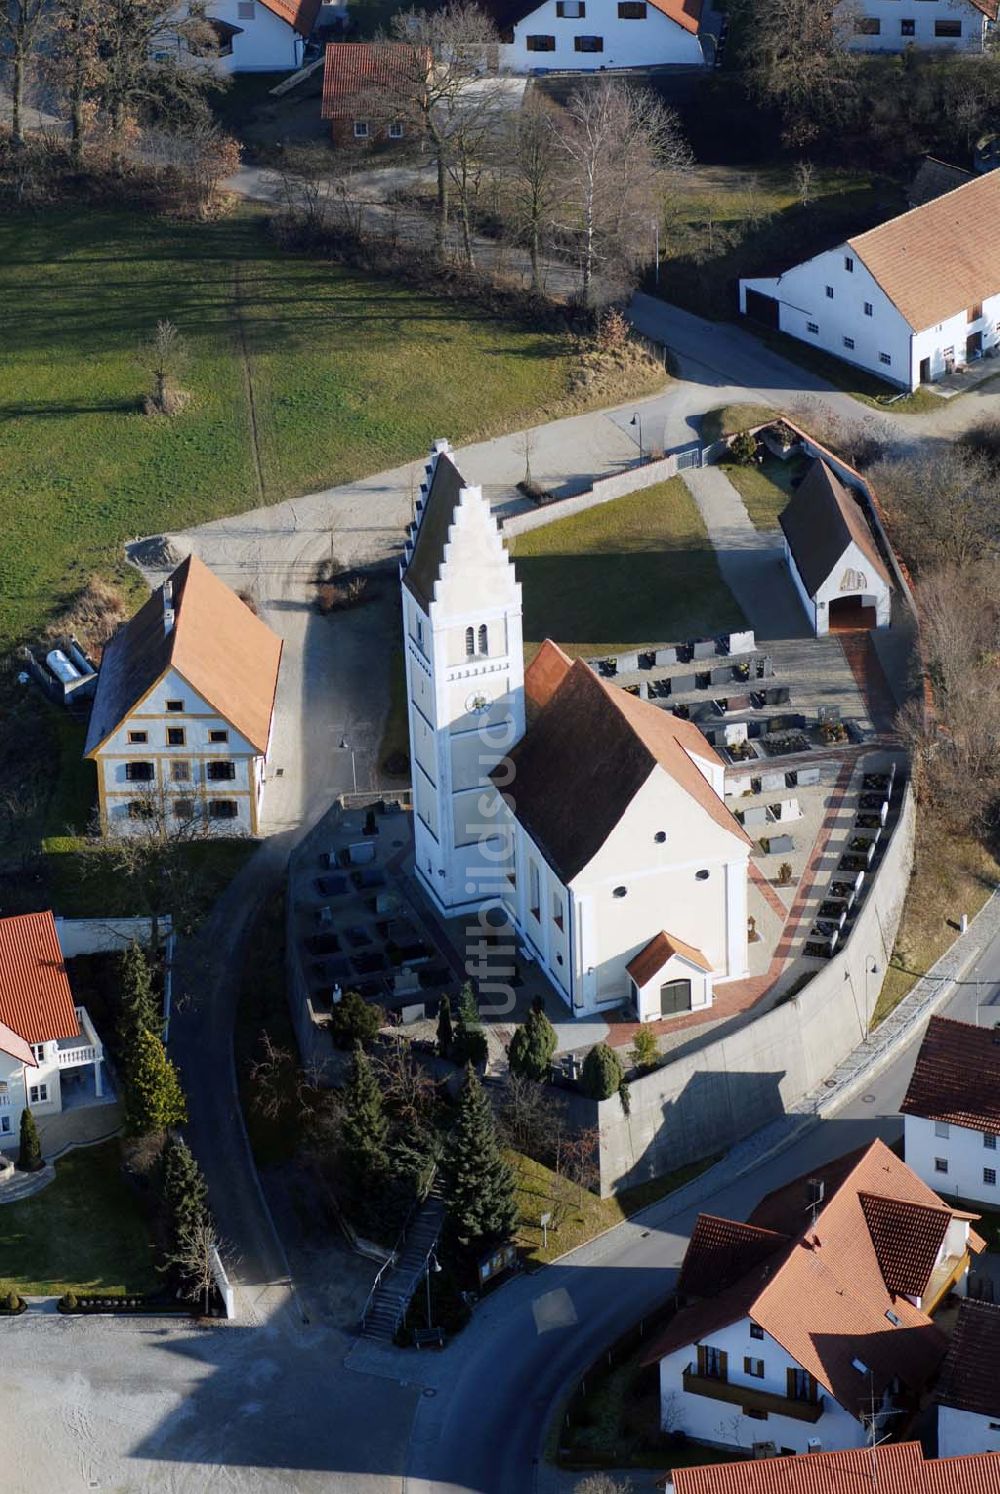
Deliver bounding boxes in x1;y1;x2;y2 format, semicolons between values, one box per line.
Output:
401;915;1000;1494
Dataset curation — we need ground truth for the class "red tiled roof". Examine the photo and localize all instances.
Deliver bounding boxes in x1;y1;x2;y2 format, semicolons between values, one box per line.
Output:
858;1192;949;1297
493;659;750;885
258;0;321;37
525;639;572;715
644;1141;969;1418
626;931;713;988
0;911;79;1047
321;42;430;119
671;1442;1000;1494
935;1299;1000;1420
85;554;283;758
676;1214;789;1298
901;1015;1000;1135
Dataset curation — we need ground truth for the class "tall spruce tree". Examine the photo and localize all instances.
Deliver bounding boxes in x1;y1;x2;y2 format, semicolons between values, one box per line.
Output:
341;1042;389;1189
443;1066;517;1248
118;941;160;1037
580;1042;623;1101
452;982;488;1068
123;1027;187;1136
507;1006;557;1081
18;1107;42;1172
162;1133;209;1244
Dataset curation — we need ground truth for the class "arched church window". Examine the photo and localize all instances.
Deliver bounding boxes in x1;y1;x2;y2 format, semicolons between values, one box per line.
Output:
478;624;489;656
465;626;475;657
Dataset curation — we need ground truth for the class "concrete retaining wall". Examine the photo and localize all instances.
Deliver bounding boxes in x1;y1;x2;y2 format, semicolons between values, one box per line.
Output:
500;453;679;539
54;915;171;957
590;782;916;1195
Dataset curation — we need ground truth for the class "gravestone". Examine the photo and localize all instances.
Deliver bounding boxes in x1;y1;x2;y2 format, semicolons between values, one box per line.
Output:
798;767;821;787
710;666;731;686
693;639;716;660
769;833;795;854
617;651;640;674
761;770;786;792
672;673;697;694
654;646;678;667
744;805;769;827
730;630;756;654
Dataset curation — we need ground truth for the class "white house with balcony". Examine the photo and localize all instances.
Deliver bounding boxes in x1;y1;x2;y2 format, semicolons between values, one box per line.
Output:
740;171;1000;391
85;554;283;838
846;0;996;51
643;1140;984;1455
492;0;705;71
0;911;106;1148
400;441;750;1022
902;1015;1000;1208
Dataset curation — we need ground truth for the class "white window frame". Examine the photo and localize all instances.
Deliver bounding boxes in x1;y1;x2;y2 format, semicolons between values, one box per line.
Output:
388;121;404;139
354;121;370;139
28;1083;49;1105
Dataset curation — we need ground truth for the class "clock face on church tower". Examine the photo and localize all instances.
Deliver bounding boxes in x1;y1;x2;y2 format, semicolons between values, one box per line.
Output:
465;688;492;715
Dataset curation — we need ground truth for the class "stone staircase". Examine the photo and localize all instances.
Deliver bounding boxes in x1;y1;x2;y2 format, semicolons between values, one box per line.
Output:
360;1186;446;1343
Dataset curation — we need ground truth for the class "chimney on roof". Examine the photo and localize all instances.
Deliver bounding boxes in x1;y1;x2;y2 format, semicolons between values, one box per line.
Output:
163;578;175;637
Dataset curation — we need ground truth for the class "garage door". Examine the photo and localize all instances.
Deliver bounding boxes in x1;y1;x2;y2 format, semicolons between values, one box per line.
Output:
745;289;780;330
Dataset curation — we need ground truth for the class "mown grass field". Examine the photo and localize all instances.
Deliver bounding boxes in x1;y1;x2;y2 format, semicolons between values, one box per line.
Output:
0;1141;159;1297
721;452;809;530
0;206;598;649
508;480;747;656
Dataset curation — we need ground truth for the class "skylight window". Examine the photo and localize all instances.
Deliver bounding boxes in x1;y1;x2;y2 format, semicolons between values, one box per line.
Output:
885;1310;901;1327
852;1357;870;1373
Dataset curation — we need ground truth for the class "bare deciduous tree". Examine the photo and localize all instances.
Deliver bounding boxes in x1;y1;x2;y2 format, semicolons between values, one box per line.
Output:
371;1035;437;1126
506;89;563;290
0;0;51;146
553;79;691;304
735;0;859;146
165;1217;222;1315
140;319;189;415
869;447;1000;574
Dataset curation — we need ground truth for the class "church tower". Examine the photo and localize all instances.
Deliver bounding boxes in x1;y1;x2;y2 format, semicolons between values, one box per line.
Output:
400;440;525;918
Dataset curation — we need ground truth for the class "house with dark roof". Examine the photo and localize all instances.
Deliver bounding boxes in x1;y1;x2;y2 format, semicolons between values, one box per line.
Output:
643;1140;985;1456
175;0;320;73
740;171;1000;390
902;1015;1000;1208
487;0;704;72
669;1441;1000;1493
0;912;106;1150
936;1299;1000;1457
778;458;892;635
85;554;283;838
399;440;750;1020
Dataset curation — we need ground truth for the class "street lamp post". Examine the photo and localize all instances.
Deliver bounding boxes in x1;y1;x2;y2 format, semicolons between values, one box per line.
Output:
630;413;644;465
338;737;358;795
425;1248;442;1329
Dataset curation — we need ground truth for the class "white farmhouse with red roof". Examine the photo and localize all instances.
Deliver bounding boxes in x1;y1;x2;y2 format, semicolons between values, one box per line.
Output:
399;440;750;1022
645;1140;985;1456
740;172;1000;391
902;1015;1000;1210
85;554;282;839
489;0;704;70
0;912;106;1149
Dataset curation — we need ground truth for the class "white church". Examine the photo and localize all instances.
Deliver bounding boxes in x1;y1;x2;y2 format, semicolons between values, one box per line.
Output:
400;441;751;1025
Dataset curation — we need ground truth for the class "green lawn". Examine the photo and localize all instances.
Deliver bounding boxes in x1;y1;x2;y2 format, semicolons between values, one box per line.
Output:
0;1141;159;1296
513;1150;718;1266
42;836;256;921
700;403;777;444
508;480;746;657
720;452;808;530
0;206;598;648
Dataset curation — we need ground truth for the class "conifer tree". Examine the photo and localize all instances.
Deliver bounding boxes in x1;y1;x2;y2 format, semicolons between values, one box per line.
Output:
580;1042;624;1101
436;993;454;1058
507;1005;557;1081
162;1133;209;1243
341;1042;389;1188
118;941;160;1037
123;1027;187;1136
452;982;488;1068
18;1107;42;1172
443;1065;517;1247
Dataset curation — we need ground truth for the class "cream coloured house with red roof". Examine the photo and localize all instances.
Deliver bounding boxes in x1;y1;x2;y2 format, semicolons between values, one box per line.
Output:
85;554;282;838
740;172;1000;391
490;0;704;70
646;1140;984;1456
902;1016;1000;1209
0;912;105;1149
400;440;750;1022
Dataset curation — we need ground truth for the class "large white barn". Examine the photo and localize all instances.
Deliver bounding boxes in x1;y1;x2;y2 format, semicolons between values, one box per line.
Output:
399;441;750;1023
489;0;704;70
740;172;1000;392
